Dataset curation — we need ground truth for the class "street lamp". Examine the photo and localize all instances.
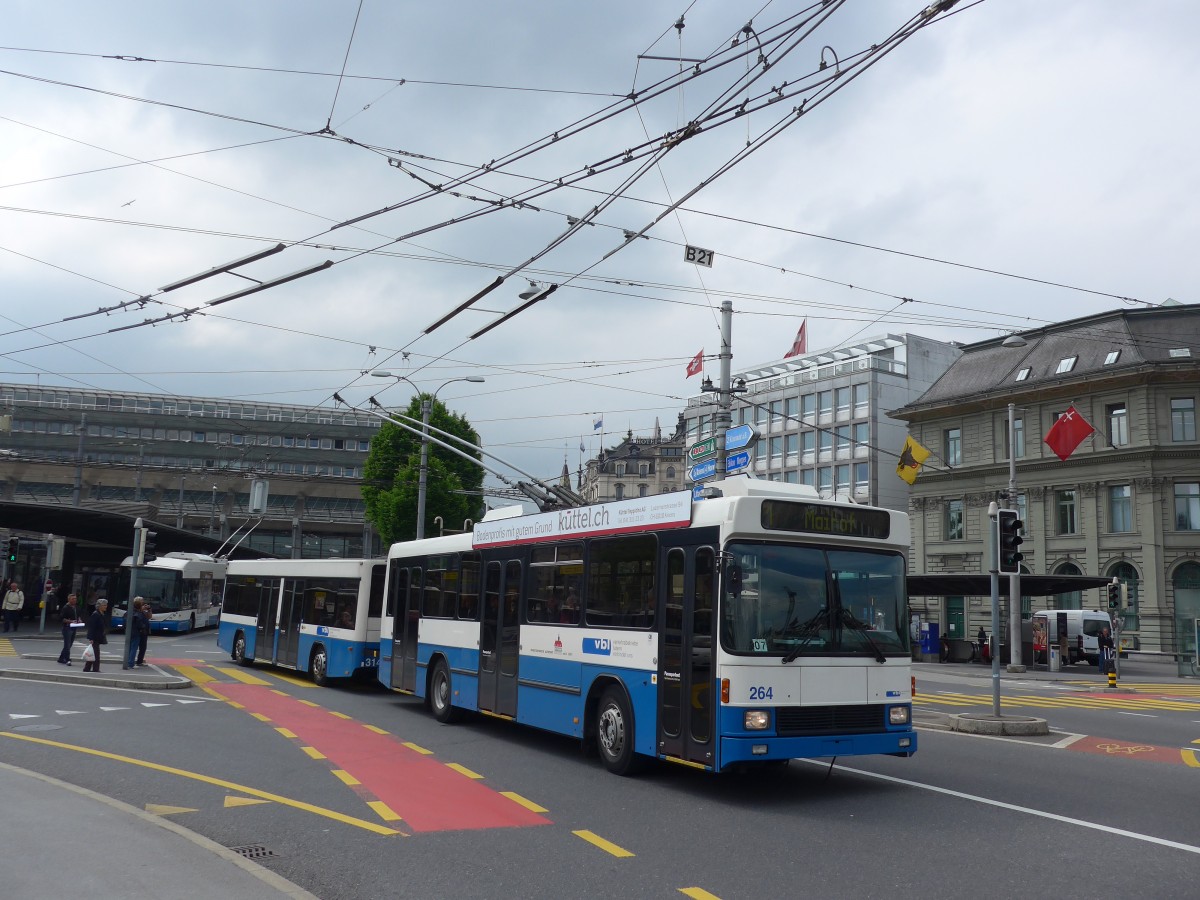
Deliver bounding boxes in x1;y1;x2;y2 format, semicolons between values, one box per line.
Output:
370;371;485;539
1002;332;1028;672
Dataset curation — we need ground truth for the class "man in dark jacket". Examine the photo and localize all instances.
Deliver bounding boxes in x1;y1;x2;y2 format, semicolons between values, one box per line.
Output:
57;593;80;665
83;598;108;672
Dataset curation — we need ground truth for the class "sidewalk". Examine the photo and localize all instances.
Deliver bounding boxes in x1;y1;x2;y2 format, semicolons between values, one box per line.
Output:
913;653;1196;684
1;635;316;900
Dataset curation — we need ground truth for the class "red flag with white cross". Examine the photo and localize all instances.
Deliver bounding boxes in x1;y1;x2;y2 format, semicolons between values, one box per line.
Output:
1044;405;1095;461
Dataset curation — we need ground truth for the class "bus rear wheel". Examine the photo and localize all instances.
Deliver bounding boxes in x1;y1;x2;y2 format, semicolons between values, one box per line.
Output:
597;686;646;776
430;660;460;724
311;646;329;687
232;633;252;667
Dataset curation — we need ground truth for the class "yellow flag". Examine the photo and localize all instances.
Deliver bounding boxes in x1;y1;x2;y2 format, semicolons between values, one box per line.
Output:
896;435;931;484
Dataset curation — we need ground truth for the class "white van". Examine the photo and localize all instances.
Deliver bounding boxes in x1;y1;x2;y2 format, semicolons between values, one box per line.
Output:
1032;609;1113;665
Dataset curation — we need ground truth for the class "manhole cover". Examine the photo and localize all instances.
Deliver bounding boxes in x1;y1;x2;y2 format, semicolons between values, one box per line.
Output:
228;844;280;860
12;723;63;732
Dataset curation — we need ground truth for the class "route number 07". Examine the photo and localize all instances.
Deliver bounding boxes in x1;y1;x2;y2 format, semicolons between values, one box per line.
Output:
684;245;715;268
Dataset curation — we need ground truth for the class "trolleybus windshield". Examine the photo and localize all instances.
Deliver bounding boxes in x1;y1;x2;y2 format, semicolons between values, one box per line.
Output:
720;543;908;657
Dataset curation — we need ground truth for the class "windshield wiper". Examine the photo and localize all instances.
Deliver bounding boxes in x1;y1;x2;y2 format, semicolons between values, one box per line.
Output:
839;609;887;664
781;608;829;664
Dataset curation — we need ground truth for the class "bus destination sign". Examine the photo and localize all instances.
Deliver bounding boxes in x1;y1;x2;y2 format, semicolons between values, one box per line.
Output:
761;500;891;540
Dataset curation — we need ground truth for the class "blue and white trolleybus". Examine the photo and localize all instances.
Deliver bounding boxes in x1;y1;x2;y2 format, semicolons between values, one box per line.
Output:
110;552;225;633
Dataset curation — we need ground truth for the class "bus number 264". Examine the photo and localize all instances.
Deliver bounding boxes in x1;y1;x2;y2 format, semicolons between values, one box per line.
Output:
749;685;773;701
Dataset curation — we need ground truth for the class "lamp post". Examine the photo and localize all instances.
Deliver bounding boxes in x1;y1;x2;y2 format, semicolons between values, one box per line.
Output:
370;372;485;539
1001;333;1028;673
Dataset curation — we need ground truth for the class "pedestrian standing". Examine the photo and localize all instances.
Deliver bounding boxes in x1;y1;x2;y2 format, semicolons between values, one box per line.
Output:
3;581;24;633
1098;626;1115;673
125;598;146;669
136;603;152;666
57;593;80;665
82;598;108;673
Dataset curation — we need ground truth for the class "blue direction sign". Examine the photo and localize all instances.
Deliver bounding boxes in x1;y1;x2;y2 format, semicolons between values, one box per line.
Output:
689;459;718;482
725;424;758;452
692;484;707;502
726;450;751;473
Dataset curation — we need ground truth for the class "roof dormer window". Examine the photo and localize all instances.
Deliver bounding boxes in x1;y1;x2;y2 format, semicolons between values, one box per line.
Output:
1055;356;1077;374
1015;367;1031;382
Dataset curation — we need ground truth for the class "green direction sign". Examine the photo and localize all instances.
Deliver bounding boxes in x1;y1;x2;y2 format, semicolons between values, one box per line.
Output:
688;437;717;462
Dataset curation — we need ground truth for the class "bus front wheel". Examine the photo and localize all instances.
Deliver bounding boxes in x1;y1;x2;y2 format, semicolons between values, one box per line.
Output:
311;646;329;687
430;660;460;724
597;686;646;775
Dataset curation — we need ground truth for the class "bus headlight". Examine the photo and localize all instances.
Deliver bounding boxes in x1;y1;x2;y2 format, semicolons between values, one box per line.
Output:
889;706;911;725
744;710;770;730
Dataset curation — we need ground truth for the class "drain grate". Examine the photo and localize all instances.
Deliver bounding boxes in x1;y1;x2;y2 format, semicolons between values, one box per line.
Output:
228;844;280;860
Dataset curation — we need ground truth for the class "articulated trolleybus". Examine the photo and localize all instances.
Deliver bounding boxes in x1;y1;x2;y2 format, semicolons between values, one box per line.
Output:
218;558;385;685
111;553;225;633
379;478;915;774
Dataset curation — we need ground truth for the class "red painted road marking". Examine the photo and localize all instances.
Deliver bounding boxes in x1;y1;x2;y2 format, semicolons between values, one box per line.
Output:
208;682;551;833
1067;737;1191;766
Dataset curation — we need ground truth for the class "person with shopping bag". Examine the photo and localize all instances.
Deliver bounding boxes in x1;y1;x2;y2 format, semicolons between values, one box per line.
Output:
82;598;109;672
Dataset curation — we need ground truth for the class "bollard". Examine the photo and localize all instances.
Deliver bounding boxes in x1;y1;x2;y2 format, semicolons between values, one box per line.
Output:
1107;666;1116;689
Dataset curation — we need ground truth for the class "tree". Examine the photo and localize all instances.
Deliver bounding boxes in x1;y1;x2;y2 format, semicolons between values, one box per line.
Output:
361;395;484;545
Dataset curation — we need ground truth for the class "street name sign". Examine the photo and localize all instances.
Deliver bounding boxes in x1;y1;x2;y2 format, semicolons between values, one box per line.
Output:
689;459;718;482
725;424;758;452
726;450;751;473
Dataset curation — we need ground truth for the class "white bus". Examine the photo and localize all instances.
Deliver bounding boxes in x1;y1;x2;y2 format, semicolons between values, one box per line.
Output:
378;479;916;774
218;558;385;685
110;553;225;633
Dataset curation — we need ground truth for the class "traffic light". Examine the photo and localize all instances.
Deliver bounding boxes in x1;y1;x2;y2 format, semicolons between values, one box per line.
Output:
996;509;1023;574
135;527;158;566
6;537;18;564
1107;582;1121;611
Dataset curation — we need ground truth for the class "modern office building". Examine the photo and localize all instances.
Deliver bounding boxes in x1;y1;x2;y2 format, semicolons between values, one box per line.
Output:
682;333;962;511
0;382;381;563
890;304;1200;669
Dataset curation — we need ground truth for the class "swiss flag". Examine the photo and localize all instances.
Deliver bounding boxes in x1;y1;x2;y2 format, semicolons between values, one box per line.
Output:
783;319;807;359
1044;405;1095;461
686;350;704;378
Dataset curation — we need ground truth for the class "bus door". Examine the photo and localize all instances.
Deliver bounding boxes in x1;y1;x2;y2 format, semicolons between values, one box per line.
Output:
657;545;716;767
479;559;521;717
276;579;304;668
255;580;281;661
390;567;419;692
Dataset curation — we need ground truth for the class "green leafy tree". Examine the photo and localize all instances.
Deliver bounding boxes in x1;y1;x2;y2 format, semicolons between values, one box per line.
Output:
361;395;484;545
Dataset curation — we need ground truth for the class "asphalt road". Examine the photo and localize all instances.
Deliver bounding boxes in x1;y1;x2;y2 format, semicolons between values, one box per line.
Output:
3;631;1199;899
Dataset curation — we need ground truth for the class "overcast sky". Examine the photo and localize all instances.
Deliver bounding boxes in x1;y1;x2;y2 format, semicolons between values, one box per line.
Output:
3;0;1197;492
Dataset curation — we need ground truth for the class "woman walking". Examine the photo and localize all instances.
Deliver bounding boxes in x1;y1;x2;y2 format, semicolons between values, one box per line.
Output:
82;598;109;672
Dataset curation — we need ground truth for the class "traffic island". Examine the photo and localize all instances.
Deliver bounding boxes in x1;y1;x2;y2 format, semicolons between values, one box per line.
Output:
949;713;1049;736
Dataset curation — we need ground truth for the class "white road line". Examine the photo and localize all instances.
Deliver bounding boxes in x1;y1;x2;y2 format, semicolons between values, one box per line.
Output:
799;760;1200;856
1117;711;1157;718
1049;732;1087;749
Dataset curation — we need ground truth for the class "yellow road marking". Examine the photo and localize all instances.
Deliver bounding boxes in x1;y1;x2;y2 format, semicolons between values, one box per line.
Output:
1183;749;1200;768
275;727;297;739
173;665;215;684
332;769;361;786
328;710;352;720
0;639;18;657
500;791;547;813
224;796;270;808
402;742;433;755
250;712;271;722
573;830;634;858
146;803;196;816
219;667;271;686
270;689;288;696
297;699;320;708
269;671;318;689
446;762;483;779
363;724;389;735
680;889;722;900
367;800;403;822
301;746;326;760
198;685;230;703
0;732;403;836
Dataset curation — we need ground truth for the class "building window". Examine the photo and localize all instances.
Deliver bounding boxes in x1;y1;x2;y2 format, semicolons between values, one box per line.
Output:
800;469;814;487
854;462;869;496
1107;404;1129;447
1104;350;1121;365
817;391;832;417
853;383;869;416
835;425;850;454
944;500;964;541
802;431;815;456
666;466;675;480
638;484;648;498
614;484;625;500
1171;398;1196;442
785;396;798;419
1109;484;1132;533
1169;348;1192;358
1055;356;1077;374
1004;416;1025;460
1056;490;1077;535
615;462;626;476
770;436;783;464
1176;483;1200;530
819;430;832;453
801;394;815;421
835;387;850;418
770;400;783;428
638;462;649;476
818;467;832;494
854;422;868;449
1015;367;1031;382
945;428;962;466
835;465;850;496
785;433;798;463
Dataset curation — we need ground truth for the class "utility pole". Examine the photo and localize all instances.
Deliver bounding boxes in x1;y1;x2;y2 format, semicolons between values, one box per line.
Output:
1007;402;1025;672
715;301;733;477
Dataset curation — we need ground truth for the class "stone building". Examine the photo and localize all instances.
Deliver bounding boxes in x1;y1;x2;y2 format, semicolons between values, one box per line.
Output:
581;417;687;503
891;304;1200;670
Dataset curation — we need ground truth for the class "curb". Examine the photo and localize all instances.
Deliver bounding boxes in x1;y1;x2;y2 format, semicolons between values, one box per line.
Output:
0;668;193;690
950;713;1050;736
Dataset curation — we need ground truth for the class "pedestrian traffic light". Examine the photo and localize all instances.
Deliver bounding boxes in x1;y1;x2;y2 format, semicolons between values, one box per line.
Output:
6;537;18;564
996;509;1023;574
1107;582;1121;611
